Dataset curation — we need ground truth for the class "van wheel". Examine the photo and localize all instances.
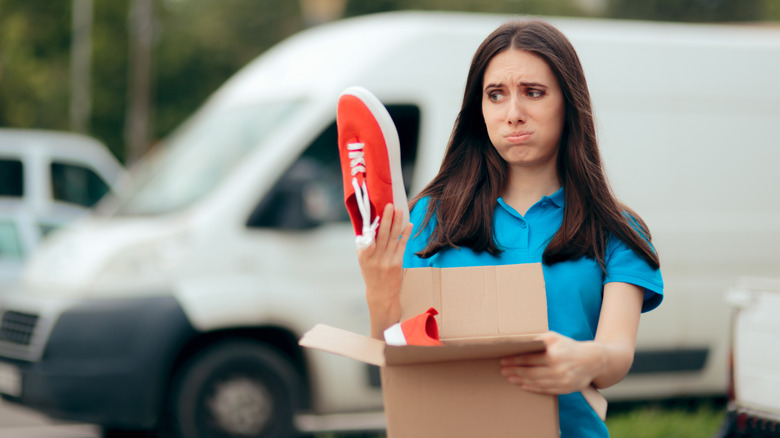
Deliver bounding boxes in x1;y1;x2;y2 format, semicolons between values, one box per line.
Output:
169;340;302;438
102;428;154;438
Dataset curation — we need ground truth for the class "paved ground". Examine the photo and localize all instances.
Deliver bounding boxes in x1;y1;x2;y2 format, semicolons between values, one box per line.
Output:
0;400;99;438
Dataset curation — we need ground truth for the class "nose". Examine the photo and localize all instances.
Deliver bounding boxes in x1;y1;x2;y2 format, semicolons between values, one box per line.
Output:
507;96;526;125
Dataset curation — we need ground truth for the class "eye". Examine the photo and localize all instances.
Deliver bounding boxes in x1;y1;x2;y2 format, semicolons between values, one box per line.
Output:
527;89;546;98
487;90;505;102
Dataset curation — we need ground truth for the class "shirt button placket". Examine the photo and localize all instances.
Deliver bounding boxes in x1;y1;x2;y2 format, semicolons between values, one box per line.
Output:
518;219;529;253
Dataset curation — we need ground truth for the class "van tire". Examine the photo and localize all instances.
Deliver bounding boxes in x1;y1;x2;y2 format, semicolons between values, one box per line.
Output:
169;340;302;438
102;429;154;438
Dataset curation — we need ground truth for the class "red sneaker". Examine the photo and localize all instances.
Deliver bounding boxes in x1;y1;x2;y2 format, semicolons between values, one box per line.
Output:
384;308;443;347
337;86;409;249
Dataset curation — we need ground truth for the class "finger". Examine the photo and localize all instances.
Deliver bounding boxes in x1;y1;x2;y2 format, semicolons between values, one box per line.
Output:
501;368;562;394
380;205;409;257
500;353;548;367
387;209;410;252
374;204;395;250
388;207;406;243
503;364;555;379
356;244;375;264
518;379;561;395
393;222;413;258
535;331;564;346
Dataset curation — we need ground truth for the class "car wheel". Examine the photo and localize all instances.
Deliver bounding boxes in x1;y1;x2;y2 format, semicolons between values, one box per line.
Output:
169;340;303;438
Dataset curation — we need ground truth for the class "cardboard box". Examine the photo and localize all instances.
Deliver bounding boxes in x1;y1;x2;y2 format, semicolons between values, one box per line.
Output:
301;263;561;437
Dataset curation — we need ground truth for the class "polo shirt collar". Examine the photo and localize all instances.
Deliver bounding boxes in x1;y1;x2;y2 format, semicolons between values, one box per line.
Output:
546;187;565;208
495;187;565;215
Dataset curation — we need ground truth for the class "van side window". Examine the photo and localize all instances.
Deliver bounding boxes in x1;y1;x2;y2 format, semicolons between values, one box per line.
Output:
0;159;24;197
246;105;420;229
50;162;111;208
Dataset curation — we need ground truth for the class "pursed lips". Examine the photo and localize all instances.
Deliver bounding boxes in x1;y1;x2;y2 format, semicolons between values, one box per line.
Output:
504;131;533;144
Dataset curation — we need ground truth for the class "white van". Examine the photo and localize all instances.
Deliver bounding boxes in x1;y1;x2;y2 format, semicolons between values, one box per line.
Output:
0;11;778;438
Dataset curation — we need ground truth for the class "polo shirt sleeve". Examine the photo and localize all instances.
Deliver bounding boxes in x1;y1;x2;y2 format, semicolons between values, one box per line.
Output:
604;232;664;313
403;197;435;268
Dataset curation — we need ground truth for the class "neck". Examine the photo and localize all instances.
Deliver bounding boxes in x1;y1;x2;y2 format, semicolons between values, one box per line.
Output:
501;162;561;216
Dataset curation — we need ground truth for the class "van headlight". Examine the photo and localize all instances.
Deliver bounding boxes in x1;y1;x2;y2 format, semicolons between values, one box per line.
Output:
92;237;186;292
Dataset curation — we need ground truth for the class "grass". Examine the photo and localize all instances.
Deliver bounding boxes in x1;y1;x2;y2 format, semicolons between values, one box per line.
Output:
313;398;727;438
606;399;726;438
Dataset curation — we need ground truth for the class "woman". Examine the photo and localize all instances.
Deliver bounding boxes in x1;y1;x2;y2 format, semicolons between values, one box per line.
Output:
358;18;663;437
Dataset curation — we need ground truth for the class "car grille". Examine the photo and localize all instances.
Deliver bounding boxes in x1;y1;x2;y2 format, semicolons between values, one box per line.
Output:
0;310;39;346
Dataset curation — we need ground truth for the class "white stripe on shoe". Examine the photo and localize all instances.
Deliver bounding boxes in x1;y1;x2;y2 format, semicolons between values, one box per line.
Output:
383;323;408;346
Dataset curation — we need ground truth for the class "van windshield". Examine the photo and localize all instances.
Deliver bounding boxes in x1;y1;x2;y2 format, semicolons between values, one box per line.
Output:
114;101;300;216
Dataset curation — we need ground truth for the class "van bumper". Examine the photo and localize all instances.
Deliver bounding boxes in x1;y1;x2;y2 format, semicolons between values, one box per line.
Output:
0;295;197;429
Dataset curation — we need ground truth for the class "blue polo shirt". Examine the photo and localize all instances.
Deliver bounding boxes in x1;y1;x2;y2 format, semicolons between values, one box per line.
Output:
403;188;663;437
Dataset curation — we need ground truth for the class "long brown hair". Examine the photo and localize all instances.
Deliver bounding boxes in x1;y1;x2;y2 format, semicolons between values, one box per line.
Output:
412;18;660;271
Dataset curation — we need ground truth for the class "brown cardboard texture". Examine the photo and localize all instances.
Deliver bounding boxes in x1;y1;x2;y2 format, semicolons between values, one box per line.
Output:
300;263;560;437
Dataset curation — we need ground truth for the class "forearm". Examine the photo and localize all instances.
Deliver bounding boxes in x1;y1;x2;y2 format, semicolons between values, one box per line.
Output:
585;339;635;389
590;281;643;389
367;286;401;339
500;283;643;394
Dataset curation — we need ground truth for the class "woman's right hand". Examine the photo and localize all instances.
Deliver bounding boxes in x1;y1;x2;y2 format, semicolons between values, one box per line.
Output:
357;203;413;339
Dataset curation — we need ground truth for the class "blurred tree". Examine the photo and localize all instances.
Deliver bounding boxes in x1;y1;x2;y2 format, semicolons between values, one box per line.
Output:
0;0;71;130
90;0;130;161
0;0;304;162
70;0;93;134
300;0;348;26
125;0;156;164
606;0;766;22
764;0;780;19
153;0;303;147
345;0;584;17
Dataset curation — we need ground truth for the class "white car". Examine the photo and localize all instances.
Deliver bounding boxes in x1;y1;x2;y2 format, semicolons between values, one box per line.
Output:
0;128;126;227
717;278;780;437
0;129;125;289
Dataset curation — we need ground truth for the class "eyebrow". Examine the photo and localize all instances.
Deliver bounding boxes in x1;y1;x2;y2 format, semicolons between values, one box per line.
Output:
484;81;549;90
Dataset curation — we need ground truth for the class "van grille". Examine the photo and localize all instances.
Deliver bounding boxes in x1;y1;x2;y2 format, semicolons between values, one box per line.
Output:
0;311;39;345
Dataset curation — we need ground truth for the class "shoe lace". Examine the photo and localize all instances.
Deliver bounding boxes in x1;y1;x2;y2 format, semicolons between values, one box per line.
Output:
348;142;379;249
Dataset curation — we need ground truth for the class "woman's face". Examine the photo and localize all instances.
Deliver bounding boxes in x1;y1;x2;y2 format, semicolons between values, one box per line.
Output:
481;49;565;170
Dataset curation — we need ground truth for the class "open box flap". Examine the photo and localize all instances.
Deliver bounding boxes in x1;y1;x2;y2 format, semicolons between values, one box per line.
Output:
299;324;386;367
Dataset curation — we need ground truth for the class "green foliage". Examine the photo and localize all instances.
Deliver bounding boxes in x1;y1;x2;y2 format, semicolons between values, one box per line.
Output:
0;0;71;130
344;0;584;18
605;0;767;22
0;0;305;162
606;401;725;438
154;0;303;142
90;0;130;161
